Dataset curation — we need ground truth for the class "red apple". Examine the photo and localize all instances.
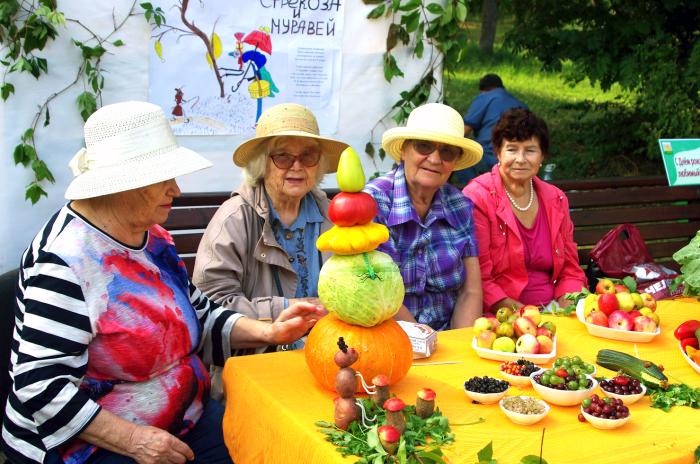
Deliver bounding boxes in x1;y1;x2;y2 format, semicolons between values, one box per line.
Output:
328;192;378;226
520;305;542;325
513;316;537;337
586;311;609;327
515;334;540;354
484;314;500;330
614;284;628;293
536;326;553;339
628;310;642;319
536;335;554;354
608;310;634;331
633;315;658;333
640;292;657;311
476;330;497;349
595;278;615;294
597;293;620;316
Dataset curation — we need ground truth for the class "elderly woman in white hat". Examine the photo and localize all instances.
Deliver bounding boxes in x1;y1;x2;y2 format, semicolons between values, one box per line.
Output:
364;103;484;331
193;103;347;358
1;101;324;464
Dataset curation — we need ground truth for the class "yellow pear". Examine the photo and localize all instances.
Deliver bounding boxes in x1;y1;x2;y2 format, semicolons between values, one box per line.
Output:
336;146;365;192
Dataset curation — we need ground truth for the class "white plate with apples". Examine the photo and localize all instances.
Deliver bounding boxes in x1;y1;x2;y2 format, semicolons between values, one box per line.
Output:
575;300;660;343
471;336;556;364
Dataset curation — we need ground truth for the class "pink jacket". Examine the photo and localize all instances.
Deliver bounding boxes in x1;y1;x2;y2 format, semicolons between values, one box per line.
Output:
463;166;587;310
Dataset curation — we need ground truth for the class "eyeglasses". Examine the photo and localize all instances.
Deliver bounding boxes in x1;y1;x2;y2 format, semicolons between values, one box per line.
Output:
269;150;321;169
410;140;462;163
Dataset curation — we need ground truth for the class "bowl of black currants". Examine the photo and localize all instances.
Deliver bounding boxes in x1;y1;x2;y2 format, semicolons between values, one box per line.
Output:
599;375;647;405
464;376;509;404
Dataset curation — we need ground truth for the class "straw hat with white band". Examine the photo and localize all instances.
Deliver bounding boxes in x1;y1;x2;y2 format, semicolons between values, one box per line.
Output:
381;102;483;171
65;101;212;200
233;103;348;171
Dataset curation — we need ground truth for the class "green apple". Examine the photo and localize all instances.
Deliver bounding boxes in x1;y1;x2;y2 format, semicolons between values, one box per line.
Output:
630;292;644;309
496;322;514;338
472;317;494;336
496;307;514;323
336;146;365;192
492;336;516;353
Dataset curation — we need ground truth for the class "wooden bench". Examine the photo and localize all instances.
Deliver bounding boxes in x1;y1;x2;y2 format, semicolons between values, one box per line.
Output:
164;176;700;276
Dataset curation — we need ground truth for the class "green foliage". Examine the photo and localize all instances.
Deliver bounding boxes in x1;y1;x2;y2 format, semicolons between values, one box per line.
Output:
474;439;549;464
362;0;471;171
506;1;700;165
0;1;141;203
315;398;454;463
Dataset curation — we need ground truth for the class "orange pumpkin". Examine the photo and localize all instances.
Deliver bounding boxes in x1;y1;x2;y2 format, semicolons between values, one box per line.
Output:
305;313;413;393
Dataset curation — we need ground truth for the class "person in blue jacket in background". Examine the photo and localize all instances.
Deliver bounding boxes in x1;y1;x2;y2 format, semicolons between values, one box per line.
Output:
452;74;528;186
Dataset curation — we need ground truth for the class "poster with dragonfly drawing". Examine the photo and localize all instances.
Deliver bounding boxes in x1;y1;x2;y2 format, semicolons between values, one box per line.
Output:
148;0;345;135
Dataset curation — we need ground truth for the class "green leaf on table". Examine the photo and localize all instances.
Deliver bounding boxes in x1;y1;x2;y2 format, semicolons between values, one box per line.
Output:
520;456;548;464
694;444;700;463
477;441;494;462
622;276;637;292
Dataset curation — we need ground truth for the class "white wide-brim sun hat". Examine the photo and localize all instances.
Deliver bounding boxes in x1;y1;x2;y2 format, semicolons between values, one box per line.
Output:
382;102;483;171
65;101;212;200
232;103;348;171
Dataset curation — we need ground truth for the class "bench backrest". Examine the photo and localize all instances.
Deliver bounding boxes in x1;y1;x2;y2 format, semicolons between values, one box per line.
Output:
163;176;700;275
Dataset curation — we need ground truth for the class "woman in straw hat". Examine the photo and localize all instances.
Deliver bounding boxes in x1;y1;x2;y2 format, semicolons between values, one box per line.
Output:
1;101;324;464
463;109;586;312
193;103;347;359
363;103;484;331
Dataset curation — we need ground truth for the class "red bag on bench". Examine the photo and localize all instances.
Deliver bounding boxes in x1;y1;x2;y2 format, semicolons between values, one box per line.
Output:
589;224;653;279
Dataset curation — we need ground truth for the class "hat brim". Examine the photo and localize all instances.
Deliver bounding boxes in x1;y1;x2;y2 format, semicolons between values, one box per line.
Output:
232;131;349;173
381;127;483;171
65;147;213;200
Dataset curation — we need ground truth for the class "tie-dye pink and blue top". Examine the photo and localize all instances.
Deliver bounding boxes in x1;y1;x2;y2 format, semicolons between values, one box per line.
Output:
1;204;243;464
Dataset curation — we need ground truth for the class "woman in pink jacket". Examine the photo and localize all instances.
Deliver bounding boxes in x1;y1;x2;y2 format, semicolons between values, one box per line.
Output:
463;109;586;312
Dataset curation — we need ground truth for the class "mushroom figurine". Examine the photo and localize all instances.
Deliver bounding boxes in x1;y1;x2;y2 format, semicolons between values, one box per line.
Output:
415;388;436;419
383;397;406;433
334;337;358;368
370;374;390;407
377;425;401;455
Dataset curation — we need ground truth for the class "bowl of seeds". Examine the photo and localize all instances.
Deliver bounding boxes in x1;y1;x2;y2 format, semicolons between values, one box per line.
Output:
499;396;550;425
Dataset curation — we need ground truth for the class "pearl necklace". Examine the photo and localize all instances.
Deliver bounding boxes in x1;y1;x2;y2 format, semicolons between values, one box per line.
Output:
504;178;534;212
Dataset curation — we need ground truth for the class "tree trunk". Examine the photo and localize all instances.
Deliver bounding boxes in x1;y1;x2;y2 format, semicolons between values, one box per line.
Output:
479;0;499;54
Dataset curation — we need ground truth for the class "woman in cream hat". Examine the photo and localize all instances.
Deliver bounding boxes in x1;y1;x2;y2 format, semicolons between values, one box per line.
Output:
1;101;325;464
364;102;484;331
193;103;347;361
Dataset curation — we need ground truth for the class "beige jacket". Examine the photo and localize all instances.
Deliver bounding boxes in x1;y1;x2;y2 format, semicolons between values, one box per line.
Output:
193;182;332;321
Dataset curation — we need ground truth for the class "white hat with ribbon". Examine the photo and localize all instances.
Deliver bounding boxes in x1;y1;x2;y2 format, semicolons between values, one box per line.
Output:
65;101;212;200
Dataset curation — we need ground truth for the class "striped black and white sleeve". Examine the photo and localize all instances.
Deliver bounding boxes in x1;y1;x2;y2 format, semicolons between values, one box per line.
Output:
189;282;244;367
7;252;100;452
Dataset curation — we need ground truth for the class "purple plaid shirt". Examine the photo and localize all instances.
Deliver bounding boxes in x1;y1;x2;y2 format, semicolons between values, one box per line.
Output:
364;163;478;331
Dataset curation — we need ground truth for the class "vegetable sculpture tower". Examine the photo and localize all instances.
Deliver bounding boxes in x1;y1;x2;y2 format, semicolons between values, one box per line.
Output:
305;147;413;393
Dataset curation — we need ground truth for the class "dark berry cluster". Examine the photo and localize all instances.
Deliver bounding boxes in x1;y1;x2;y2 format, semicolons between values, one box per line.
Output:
464;376;508;393
600;375;643;395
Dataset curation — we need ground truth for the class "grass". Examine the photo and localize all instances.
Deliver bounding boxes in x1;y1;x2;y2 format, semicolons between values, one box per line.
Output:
442;19;663;180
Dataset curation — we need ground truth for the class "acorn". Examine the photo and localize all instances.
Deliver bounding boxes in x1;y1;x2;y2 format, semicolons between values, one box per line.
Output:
370;374;390;407
334;396;359;430
335;367;357;398
383;397;406;433
377;425;401;455
415;388;436;418
334;337;359;368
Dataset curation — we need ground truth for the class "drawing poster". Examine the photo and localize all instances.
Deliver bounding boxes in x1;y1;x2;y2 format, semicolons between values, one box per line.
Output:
148;1;345;135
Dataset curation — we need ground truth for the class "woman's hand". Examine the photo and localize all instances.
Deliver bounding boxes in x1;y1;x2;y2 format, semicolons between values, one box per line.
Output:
264;302;327;345
556;295;573;309
127;425;194;463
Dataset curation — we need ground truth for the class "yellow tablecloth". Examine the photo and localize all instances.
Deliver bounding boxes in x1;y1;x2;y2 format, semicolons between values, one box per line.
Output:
222;299;700;464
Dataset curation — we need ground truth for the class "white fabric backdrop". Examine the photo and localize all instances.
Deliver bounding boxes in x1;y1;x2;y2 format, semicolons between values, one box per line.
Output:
0;0;441;272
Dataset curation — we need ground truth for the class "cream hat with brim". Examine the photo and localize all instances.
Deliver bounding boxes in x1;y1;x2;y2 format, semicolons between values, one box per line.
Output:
233;103;348;172
382;102;483;171
65;101;212;200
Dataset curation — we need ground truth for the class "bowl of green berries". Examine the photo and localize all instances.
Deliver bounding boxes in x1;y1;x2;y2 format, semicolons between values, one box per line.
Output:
464;376;509;404
499;359;542;387
529;368;597;406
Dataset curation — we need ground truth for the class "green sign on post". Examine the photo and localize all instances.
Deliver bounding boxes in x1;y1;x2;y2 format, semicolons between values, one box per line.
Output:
659;139;700;186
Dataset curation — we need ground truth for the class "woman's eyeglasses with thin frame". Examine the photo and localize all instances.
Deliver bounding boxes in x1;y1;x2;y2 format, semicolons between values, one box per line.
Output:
269;151;321;169
409;140;462;163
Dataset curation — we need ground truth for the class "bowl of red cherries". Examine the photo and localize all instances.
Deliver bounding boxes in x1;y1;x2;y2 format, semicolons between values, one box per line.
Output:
578;394;631;429
599;374;647;405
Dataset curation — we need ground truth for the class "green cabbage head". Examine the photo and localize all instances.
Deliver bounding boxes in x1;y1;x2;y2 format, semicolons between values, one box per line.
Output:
318;250;405;327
